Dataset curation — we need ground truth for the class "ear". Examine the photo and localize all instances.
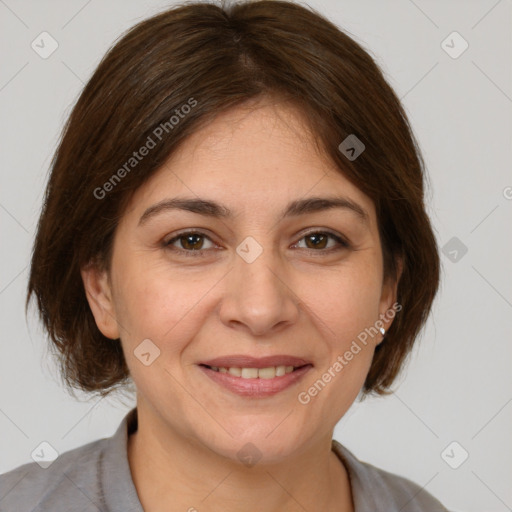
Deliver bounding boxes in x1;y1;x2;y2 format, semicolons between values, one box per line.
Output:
81;263;120;340
378;255;403;336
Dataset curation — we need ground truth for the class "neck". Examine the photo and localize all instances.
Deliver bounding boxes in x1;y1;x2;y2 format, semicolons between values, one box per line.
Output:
127;405;353;512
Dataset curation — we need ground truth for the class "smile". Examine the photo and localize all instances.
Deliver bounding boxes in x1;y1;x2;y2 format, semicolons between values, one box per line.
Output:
206;365;296;378
198;363;313;397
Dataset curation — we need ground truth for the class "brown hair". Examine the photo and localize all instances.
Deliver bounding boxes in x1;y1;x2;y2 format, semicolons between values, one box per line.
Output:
27;0;440;398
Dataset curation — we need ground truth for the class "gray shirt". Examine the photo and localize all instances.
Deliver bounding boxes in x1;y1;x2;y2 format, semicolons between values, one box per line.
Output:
0;408;448;511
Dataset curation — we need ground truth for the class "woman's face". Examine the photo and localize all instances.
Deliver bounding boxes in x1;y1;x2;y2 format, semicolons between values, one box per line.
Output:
84;99;398;463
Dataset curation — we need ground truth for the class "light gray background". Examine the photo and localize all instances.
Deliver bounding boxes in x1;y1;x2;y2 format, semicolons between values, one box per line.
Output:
1;1;511;511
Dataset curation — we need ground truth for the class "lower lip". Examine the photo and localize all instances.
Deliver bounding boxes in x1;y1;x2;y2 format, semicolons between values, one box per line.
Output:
198;365;313;398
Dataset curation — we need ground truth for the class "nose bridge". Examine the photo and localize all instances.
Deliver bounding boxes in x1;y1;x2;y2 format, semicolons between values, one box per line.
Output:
219;239;299;335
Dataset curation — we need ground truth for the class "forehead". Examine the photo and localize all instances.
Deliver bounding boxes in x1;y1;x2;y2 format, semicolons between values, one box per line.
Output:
126;99;376;222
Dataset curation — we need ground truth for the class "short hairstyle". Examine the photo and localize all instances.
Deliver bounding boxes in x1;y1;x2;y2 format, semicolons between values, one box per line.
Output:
27;0;440;398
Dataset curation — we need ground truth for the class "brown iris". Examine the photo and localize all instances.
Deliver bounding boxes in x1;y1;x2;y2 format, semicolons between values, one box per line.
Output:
179;233;204;250
304;233;329;249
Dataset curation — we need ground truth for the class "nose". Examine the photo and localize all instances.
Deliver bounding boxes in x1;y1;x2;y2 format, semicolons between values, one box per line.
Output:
219;248;300;337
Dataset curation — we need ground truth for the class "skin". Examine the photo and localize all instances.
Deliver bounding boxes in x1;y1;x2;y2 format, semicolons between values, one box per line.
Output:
82;97;400;512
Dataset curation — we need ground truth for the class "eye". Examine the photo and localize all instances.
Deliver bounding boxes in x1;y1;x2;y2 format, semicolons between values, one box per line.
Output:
163;229;349;258
293;231;349;252
164;231;216;255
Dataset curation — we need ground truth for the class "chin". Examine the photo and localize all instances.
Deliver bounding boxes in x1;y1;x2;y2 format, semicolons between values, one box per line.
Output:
200;419;308;467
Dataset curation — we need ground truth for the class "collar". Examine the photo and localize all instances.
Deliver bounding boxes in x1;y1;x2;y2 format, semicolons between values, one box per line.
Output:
102;407;143;512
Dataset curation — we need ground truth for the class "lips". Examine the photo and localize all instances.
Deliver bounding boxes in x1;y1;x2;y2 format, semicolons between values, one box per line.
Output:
198;364;312;397
199;355;312;369
197;354;313;397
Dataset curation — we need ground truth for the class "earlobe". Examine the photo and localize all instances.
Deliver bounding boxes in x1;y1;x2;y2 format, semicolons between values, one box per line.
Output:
81;264;120;340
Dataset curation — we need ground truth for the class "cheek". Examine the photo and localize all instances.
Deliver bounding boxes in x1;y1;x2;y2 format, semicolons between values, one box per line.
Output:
296;260;382;404
112;267;213;396
300;273;380;418
303;262;383;343
113;259;220;348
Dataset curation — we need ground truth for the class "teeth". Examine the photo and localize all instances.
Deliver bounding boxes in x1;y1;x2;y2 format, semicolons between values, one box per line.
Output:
241;368;259;379
258;367;277;379
211;365;298;378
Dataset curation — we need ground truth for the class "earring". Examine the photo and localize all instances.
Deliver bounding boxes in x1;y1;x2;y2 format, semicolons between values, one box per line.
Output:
379;327;386;336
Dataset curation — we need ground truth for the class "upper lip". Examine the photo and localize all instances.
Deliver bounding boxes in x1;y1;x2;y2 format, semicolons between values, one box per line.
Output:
199;355;312;369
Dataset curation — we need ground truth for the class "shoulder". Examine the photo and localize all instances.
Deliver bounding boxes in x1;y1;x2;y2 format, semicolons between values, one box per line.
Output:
0;436;109;512
332;440;450;512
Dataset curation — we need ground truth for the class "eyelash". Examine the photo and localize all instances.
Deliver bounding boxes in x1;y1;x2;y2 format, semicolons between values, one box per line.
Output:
163;230;350;257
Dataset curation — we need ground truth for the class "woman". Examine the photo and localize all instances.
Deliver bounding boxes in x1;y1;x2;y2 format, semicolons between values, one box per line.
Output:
0;1;446;510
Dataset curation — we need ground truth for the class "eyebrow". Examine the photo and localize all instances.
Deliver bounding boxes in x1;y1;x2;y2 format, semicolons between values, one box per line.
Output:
138;195;369;226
